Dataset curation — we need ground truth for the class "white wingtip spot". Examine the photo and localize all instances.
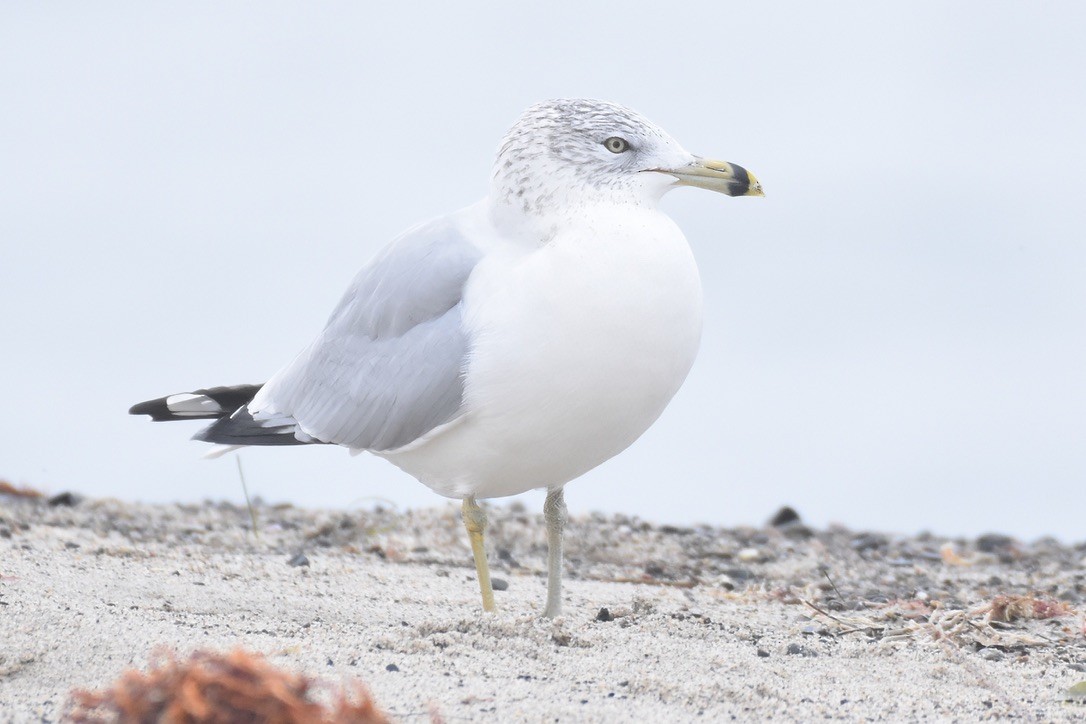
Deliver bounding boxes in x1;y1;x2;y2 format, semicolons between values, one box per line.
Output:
167;393;222;416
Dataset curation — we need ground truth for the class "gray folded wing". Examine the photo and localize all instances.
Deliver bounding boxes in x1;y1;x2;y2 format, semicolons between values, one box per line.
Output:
245;214;483;452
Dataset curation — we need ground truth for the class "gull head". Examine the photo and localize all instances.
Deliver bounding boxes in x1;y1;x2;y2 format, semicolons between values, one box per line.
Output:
491;98;762;217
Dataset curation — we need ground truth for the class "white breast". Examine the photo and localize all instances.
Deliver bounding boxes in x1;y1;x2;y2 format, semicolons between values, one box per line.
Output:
380;204;703;499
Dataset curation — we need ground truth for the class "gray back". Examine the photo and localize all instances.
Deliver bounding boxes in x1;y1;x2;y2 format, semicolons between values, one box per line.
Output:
252;215;482;451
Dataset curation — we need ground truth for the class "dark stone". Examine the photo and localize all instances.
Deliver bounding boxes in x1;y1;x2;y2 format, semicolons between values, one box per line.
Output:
386;664;399;672
491;577;509;591
497;548;520;567
786;643;816;657
722;568;756;581
47;492;80;507
287;552;310;567
976;533;1016;552
769;506;801;527
596;607;614;622
851;533;889;553
757;649;770;658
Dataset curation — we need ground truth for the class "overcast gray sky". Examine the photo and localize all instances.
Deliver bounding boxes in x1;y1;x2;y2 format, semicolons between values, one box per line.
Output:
2;2;1083;541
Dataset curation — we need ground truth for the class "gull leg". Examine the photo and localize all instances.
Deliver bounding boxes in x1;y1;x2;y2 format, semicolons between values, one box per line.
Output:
542;487;567;618
461;497;496;613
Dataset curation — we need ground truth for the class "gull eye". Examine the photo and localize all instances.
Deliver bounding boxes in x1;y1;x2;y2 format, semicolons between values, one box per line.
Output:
603;137;630;154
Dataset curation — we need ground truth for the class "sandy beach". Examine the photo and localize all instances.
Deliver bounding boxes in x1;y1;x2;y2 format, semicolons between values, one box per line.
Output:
3;491;1085;721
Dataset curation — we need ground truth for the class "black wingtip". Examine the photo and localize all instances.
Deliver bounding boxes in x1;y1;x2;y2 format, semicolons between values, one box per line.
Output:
129;396;179;421
129;384;265;422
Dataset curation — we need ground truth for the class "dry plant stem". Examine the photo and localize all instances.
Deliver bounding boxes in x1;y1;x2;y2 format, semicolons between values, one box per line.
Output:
236;455;260;541
821;567;844;602
801;599;882;636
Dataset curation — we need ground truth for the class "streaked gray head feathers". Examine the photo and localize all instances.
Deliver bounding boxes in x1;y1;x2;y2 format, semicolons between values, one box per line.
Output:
491;99;692;214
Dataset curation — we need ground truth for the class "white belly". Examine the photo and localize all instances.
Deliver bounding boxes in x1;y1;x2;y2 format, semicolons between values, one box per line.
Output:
380;207;703;499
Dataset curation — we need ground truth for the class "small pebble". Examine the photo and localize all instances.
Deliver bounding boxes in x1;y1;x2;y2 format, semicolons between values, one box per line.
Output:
386;664;400;672
48;492;80;507
851;533;888;553
979;649;1004;662
722;567;756;581
497;548;520;567
786;643;816;657
596;607;614;622
737;548;760;563
768;506;800;527
976;533;1015;553
491;577;508;591
287;552;310;567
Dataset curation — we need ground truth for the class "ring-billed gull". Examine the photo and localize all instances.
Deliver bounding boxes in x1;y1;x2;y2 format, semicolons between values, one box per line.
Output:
131;99;762;617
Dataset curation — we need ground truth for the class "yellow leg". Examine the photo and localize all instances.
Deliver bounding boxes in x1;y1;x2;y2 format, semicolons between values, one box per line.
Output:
462;497;496;613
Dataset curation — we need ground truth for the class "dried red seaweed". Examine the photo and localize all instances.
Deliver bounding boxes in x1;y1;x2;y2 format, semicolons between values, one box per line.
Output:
987;594;1072;623
68;648;389;724
0;480;44;498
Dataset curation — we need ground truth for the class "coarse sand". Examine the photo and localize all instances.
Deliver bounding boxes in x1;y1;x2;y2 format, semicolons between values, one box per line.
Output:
2;494;1086;722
